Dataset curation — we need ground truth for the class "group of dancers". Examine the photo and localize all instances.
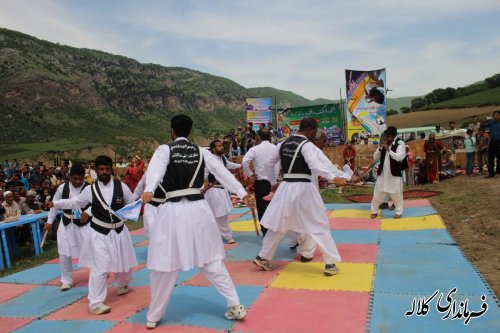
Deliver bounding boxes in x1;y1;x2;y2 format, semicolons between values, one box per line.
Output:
46;115;405;329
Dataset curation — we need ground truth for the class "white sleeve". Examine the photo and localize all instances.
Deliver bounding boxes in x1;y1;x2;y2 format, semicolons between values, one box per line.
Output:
144;145;170;193
242;148;255;176
47;184;64;224
388;141;406;162
121;182;135;205
373;148;382;161
203;149;247;199
225;159;241;170
133;173;147;199
53;185;92;210
302;142;351;181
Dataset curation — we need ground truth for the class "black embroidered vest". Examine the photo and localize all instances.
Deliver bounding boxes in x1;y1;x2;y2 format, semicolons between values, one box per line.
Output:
279;136;312;182
61;182;90;227
377;139;408;177
90;180;125;235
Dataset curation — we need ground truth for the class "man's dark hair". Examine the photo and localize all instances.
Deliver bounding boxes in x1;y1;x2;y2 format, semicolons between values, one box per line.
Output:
94;155;113;168
171;114;193;138
494;110;500;116
449;121;455;125
299;118;318;131
69;164;85;176
258;128;271;141
209;139;221;151
384;126;398;137
419;132;425;139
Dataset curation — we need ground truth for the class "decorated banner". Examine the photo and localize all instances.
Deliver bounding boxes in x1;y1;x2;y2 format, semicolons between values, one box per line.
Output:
276;103;343;146
345;68;387;143
245;97;273;131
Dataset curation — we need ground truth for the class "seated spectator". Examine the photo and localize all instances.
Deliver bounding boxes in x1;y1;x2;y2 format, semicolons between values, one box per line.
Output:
405;132;416;143
440;150;456;179
419;132;426;140
29;166;45;185
343;141;357;170
116;157;129;168
2;190;20;222
20;190;43;215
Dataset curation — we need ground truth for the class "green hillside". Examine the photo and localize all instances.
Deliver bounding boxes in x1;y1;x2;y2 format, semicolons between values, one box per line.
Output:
431;86;500;108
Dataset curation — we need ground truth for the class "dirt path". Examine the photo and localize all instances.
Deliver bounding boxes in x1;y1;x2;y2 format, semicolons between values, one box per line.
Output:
425;175;500;297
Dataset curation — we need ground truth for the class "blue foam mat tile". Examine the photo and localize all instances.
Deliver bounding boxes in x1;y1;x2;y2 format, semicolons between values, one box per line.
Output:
229;207;251;214
331;230;380;244
134;246;148;264
130;266;200;287
374;263;493;296
378;243;468;265
225;232;296;261
0;263;76;284
0;285;87;317
379;229;455;246
326;203;372;210
14;319;116;333
369;291;500;333
232;214;254;222
127;285;264;330
131;234;147;244
381;206;437;218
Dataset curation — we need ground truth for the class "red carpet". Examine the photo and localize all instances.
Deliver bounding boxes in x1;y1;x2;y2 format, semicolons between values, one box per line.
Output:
347;189;441;203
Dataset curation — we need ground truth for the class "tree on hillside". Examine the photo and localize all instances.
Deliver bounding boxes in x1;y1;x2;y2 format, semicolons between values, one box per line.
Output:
400;106;411;114
387;109;398;116
485;73;500;88
411;97;426;111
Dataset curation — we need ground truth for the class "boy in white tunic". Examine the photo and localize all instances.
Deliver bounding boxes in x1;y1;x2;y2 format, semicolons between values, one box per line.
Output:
370;126;406;219
45;164;91;291
141;115;249;329
253;118;358;276
203;139;242;244
47;155;137;315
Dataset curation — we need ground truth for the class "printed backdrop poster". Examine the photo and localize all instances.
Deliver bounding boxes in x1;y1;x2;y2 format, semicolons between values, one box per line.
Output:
276;103;343;146
245;97;272;131
345;68;387;143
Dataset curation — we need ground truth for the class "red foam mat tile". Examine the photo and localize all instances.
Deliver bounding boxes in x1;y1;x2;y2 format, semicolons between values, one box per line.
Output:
182;261;287;287
0;317;35;333
0;283;38;303
329;217;381;230
134;240;150;247
107;322;221;333
234;289;369;333
45;267;90;287
293;244;378;264
45;286;150;321
403;199;432;207
227;214;243;221
223;243;239;252
129;228;145;236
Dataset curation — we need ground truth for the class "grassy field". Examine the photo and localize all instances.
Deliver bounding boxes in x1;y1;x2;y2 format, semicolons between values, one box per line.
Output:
432;86;500;108
387;105;499;129
0;138;103;161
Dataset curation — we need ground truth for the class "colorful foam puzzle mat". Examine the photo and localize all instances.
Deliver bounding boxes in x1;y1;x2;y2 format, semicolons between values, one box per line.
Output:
0;200;498;332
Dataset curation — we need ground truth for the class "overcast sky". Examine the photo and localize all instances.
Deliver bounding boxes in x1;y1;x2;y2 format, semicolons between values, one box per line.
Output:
1;0;499;100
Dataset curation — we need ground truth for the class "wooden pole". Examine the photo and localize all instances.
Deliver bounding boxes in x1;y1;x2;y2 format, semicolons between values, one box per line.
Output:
40;229;49;248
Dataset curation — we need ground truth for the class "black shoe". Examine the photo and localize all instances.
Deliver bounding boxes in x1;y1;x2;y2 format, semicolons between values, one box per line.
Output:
289;243;299;251
379;203;389;209
300;255;313;263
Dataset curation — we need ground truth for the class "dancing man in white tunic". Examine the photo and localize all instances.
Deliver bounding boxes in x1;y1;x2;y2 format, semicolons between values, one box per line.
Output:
141;115;249;329
204;138;242;244
370;126;406;219
45;164;91;291
253;118;357;276
47;155;137;315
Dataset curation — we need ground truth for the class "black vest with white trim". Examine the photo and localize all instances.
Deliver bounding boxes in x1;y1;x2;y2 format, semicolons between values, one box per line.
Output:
61;182;90;227
377;139;408;177
90;180;125;235
151;140;205;206
208;155;227;185
279;136;312;182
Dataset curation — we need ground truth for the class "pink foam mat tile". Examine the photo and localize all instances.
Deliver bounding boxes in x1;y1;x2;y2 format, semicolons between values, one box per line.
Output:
134;239;150;247
293;244;378;264
182;261;288;287
227;214;243;221
0;317;35;333
45;257;79;264
329;217;381;230
107;322;221;333
45;286;150;321
129;228;145;236
233;289;370;333
0;283;38;303
223;242;240;252
403;199;432;207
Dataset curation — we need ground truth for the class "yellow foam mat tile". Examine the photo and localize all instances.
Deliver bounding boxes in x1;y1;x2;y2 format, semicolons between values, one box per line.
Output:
270;262;374;292
229;220;261;232
329;209;373;219
381;214;445;230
